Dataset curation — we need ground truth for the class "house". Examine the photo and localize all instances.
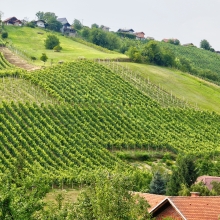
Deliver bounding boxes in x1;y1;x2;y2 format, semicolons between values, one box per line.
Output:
135;32;145;40
3;17;22;26
182;43;194;47
117;28;134;34
140;192;220;220
100;25;110;32
57;18;76;36
162;38;169;43
196;175;220;190
35;20;46;28
146;36;155;41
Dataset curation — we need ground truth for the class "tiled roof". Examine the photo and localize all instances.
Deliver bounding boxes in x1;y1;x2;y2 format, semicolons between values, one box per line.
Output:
139;193;167;212
196;175;220;190
140;193;220;220
169;196;220;220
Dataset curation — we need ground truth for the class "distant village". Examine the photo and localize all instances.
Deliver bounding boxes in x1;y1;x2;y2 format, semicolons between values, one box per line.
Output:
3;15;220;54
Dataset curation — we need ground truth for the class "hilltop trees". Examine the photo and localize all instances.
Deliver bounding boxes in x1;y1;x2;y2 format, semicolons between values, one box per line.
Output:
73;19;83;30
200;39;215;52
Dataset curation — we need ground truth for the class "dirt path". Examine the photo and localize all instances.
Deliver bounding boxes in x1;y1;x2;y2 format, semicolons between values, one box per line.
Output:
0;47;41;71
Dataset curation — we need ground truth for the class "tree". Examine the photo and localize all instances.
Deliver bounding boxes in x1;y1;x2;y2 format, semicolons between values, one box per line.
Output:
149;171;166;195
45;34;60;49
166;155;198;196
36;11;44;20
168;39;180;45
46;17;62;32
1;32;8;39
72;171;151;220
40;53;48;65
91;23;99;29
73;19;83;30
200;39;211;51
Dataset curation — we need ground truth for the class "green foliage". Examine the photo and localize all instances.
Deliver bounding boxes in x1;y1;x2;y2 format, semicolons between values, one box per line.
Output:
1;32;8;39
44;34;60;49
73;19;83;30
40;53;48;64
25;21;35;28
190;182;211;196
212;181;220;195
91;23;99;28
200;39;212;51
30;56;37;61
149;171;166;195
178;183;190;196
53;45;62;52
35;11;44;20
168;39;180;45
35;11;62;32
71;171;151;220
167;155;198;195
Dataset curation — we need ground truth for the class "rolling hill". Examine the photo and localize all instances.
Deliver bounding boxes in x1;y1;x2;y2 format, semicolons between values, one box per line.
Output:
3;26;127;66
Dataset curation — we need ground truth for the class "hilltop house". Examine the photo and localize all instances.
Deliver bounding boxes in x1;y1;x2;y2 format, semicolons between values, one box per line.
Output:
35;20;46;28
57;18;76;36
117;28;134;34
100;25;110;32
3;17;22;26
135;32;145;40
140;193;220;220
182;43;194;47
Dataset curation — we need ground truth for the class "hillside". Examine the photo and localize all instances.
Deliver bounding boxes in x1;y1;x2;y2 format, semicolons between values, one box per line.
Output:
158;41;220;76
3;26;127;66
115;62;220;113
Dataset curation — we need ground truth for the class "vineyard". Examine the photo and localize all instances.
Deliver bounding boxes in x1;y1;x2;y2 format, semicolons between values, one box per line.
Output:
0;52;14;69
158;41;220;75
1;58;220;185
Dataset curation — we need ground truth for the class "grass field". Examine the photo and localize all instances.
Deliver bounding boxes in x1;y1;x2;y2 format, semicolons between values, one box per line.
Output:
4;26;127;66
120;62;220;113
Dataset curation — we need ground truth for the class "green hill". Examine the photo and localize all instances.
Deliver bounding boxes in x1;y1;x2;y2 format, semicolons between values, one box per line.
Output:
158;41;220;76
4;26;127;66
115;62;220;113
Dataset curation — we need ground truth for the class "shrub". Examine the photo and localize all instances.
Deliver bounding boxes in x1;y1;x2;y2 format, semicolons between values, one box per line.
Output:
45;35;60;49
53;45;62;52
1;32;8;39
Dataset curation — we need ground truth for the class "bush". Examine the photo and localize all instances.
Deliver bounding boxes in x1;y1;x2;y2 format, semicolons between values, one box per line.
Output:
45;35;60;49
1;32;8;39
53;45;62;52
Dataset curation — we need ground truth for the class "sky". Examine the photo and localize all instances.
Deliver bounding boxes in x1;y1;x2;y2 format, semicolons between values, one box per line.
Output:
1;0;220;50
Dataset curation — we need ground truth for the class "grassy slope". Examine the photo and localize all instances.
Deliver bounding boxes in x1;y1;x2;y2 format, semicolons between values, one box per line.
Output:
4;26;126;66
120;62;220;113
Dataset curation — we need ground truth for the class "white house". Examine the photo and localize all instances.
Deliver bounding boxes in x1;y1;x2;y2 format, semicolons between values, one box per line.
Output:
35;20;46;28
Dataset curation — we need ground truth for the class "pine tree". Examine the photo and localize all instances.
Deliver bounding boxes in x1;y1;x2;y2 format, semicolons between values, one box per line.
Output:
149;171;166;195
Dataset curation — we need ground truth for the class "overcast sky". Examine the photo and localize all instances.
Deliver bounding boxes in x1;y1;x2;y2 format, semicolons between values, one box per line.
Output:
1;0;220;50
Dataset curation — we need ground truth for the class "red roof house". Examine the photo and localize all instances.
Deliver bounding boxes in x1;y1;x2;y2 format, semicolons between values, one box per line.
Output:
135;32;145;40
3;17;22;26
140;193;220;220
196;176;220;190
